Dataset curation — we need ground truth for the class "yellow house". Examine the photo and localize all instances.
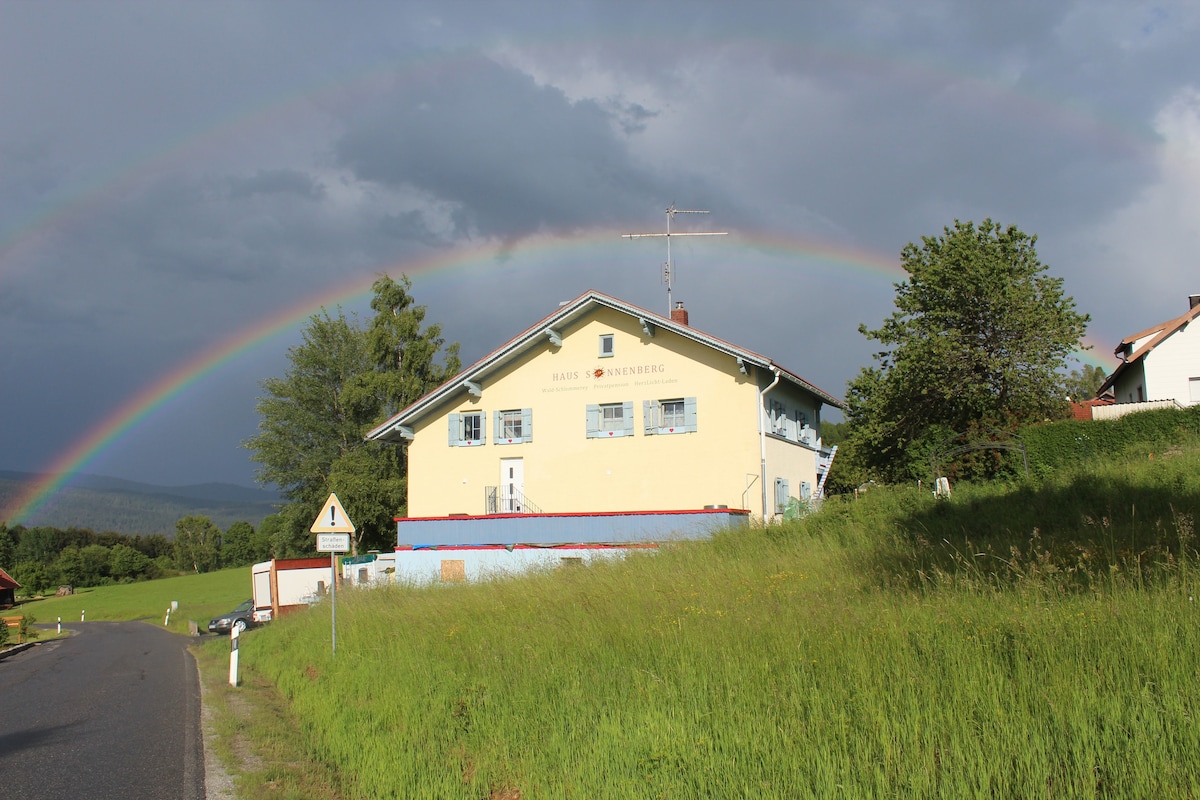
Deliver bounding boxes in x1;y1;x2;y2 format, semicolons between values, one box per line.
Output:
368;291;843;535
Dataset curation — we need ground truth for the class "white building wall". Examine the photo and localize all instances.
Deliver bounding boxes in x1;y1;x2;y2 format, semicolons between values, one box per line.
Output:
390;545;647;586
1141;321;1200;405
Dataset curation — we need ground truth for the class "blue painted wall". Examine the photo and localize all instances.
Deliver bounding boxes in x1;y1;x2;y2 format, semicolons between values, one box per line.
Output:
397;509;749;546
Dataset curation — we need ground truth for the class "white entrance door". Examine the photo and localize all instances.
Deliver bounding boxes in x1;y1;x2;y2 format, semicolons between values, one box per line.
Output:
500;458;524;513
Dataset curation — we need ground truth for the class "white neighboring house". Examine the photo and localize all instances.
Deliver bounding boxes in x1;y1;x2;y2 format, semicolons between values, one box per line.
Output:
1096;294;1200;418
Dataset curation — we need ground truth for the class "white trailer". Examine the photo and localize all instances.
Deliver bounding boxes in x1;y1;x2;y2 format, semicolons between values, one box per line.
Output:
251;557;335;621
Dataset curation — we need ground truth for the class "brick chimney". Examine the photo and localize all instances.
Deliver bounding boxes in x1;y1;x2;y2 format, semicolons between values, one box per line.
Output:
670;301;689;326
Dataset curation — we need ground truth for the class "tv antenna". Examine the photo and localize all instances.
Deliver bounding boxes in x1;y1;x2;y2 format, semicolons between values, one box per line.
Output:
623;204;727;315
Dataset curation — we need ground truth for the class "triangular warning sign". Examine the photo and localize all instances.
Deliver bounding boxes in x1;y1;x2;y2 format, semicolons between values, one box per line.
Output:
310;493;355;533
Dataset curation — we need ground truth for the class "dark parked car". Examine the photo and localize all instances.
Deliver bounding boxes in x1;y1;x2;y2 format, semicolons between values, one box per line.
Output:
208;599;256;635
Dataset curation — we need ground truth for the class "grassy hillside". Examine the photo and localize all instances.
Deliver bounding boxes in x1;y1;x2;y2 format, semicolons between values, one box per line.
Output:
19;566;253;634
0;471;281;534
211;424;1200;798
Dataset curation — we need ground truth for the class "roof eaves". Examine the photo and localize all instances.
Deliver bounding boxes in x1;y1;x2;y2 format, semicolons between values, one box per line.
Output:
367;290;846;439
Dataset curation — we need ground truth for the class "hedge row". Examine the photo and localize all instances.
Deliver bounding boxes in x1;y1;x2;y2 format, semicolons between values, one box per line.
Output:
1021;405;1200;476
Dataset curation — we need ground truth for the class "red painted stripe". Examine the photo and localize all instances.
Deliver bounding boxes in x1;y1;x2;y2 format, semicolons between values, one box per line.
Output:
393;543;660;552
395;508;749;523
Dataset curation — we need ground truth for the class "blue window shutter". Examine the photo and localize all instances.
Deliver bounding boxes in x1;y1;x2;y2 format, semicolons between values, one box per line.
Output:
684;397;697;432
522;408;532;442
643;400;656;435
493;410;501;444
448;413;460;446
586;404;600;438
479;413;486;443
622;401;634;435
774;477;789;513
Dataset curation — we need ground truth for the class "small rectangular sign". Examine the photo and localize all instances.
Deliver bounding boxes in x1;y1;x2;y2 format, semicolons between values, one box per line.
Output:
316;533;351;553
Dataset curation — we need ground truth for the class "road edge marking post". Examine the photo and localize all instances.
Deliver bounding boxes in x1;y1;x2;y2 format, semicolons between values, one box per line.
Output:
229;625;240;687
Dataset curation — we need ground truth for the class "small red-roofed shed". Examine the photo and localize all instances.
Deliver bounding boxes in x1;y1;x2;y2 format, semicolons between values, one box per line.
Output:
0;566;21;608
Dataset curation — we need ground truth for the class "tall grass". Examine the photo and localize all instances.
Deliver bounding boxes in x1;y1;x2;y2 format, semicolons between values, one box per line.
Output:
233;448;1200;798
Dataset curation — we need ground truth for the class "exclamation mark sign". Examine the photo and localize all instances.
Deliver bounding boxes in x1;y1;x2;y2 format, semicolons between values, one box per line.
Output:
330;506;336;526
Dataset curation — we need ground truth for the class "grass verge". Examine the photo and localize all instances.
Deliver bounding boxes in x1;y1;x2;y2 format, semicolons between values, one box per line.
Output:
235;444;1200;798
194;637;344;800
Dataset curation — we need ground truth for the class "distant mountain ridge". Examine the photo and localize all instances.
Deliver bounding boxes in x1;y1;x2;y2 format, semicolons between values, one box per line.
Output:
0;470;283;536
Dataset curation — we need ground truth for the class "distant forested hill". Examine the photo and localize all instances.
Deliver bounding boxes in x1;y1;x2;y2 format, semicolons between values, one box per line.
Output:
0;471;282;535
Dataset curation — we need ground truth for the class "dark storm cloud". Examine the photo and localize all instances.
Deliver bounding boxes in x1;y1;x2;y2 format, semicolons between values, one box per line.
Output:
2;0;1198;488
229;170;326;200
333;56;670;240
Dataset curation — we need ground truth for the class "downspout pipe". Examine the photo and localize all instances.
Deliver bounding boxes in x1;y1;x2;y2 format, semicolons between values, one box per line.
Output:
758;366;782;522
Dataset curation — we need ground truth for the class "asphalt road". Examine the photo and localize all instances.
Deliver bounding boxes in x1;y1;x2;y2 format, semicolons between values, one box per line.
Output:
0;621;205;800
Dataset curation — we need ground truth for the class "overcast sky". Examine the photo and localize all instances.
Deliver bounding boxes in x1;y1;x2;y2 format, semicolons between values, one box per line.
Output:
2;1;1198;493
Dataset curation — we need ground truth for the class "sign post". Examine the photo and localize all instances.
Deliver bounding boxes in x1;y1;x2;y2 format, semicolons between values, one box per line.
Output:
312;493;354;655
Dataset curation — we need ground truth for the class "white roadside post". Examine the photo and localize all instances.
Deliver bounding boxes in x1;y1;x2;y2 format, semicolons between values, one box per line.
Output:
229;625;240;687
312;493;355;656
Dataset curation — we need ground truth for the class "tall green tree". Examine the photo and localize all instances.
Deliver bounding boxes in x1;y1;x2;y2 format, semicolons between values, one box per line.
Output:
246;275;460;553
221;521;256;567
174;515;222;574
56;546;85;586
0;525;14;570
1063;364;1108;402
366;274;461;415
109;544;150;581
845;219;1089;483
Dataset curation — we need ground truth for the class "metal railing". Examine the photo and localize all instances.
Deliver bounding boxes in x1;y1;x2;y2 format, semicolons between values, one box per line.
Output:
484;486;543;515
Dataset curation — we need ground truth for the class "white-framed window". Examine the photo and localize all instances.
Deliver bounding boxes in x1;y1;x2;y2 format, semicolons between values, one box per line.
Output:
586;401;634;438
643;397;698;434
448;411;486;446
494;409;533;445
599;333;615;358
1190;377;1200;404
661;400;684;429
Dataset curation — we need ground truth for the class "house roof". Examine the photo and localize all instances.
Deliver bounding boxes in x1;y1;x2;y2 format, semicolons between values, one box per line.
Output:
368;290;845;443
1098;302;1200;395
0;566;20;590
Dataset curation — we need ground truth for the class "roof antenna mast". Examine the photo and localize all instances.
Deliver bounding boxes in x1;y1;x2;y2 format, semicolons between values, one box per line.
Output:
623;204;727;315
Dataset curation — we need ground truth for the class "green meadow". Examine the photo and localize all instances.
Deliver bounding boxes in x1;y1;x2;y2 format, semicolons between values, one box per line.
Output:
215;434;1200;799
21;566;251;635
23;411;1200;798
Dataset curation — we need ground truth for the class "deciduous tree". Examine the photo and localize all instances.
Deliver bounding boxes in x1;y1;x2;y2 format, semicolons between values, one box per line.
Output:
844;219;1089;483
0;525;15;570
174;515;222;574
246;275;459;553
109;543;150;581
1063;364;1108;402
221;521;256;567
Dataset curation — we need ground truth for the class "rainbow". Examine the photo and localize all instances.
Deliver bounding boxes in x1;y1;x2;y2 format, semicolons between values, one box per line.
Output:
1;229;902;524
3;35;1188;280
2;228;1118;525
0;38;1147;524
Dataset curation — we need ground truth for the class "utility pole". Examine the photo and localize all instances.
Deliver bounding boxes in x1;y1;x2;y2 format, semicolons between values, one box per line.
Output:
623;205;727;315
